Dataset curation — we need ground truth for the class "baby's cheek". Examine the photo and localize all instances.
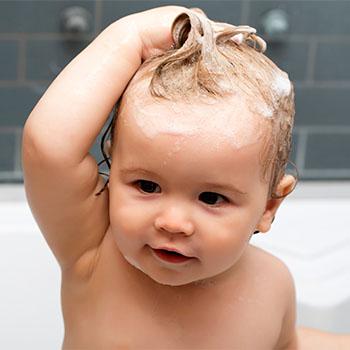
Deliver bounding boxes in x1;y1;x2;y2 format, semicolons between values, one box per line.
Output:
110;201;148;245
201;216;250;252
111;204;133;234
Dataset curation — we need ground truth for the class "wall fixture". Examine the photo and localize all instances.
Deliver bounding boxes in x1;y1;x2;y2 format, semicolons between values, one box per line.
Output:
60;6;91;34
260;9;289;41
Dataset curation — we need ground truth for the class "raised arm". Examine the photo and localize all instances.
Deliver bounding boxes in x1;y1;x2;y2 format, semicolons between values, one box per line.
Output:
22;6;186;271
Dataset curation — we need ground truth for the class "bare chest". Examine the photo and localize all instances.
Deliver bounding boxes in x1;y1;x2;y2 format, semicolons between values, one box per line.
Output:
61;243;282;349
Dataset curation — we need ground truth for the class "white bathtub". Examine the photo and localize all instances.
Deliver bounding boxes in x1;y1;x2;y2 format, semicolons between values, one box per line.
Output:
1;182;350;349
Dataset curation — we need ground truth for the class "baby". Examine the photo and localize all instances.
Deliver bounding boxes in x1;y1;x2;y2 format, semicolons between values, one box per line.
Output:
22;6;349;349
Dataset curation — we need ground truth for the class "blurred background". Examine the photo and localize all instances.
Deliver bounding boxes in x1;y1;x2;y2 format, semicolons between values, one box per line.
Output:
1;0;350;182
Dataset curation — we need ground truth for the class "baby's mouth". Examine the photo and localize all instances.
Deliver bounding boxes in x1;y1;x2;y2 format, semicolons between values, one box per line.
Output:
152;248;193;264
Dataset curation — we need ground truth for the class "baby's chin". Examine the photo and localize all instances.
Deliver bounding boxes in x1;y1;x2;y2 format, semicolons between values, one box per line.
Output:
149;276;192;287
124;254;208;287
142;266;198;287
147;272;218;288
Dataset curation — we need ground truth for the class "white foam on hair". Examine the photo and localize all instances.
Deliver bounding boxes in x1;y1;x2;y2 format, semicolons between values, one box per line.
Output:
272;71;291;97
255;102;274;119
253;70;291;119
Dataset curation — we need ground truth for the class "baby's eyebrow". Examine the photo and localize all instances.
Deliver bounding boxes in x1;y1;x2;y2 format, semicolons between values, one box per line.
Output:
120;168;160;180
202;182;248;196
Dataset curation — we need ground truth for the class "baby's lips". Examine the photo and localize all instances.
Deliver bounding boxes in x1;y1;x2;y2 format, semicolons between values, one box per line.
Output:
152;248;194;264
154;246;192;258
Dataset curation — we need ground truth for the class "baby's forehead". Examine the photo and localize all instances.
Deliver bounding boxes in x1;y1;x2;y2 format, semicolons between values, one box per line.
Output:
118;78;269;150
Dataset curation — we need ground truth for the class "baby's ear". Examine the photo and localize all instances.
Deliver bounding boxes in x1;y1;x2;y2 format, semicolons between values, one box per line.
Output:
105;140;112;157
256;175;295;233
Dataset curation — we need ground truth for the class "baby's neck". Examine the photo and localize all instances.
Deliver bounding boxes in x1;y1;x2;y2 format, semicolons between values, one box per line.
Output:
124;254;241;304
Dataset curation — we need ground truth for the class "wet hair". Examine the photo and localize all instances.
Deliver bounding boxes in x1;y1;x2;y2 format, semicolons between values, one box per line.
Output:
97;8;297;198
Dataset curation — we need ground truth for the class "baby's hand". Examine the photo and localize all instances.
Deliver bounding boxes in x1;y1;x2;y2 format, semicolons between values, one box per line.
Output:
128;6;188;60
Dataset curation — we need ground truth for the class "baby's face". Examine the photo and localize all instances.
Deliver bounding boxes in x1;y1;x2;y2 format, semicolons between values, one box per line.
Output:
108;88;271;286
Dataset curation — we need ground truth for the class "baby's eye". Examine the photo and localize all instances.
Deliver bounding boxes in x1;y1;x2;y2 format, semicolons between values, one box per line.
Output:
136;180;160;194
199;192;226;205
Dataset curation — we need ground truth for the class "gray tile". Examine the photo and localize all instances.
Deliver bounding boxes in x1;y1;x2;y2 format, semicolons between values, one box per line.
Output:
15;129;23;173
284;131;299;178
314;42;350;81
0;41;19;81
26;39;90;81
0;1;95;34
90;133;106;165
294;87;350;126
90;135;110;175
305;133;350;169
0;86;45;127
89;119;113;193
100;1;242;30
248;0;350;36
0;130;15;171
290;131;298;166
90;112;115;172
264;41;309;82
183;0;242;24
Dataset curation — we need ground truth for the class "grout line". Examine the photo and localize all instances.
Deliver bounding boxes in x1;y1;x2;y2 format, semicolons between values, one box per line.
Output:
0;81;50;87
0;126;19;133
0;33;94;41
14;128;23;172
18;39;26;82
301;169;350;178
294;125;350;133
246;33;350;44
305;39;318;83
94;0;103;35
295;129;308;172
240;0;250;25
293;34;350;43
293;81;350;88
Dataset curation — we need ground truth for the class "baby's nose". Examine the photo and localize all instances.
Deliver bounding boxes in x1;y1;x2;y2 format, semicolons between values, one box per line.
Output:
154;206;195;236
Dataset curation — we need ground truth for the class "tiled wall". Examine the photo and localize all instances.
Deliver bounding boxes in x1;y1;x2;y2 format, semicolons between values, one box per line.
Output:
1;0;350;182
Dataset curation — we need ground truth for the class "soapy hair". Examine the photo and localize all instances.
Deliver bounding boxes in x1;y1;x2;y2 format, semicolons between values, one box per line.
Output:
98;9;296;198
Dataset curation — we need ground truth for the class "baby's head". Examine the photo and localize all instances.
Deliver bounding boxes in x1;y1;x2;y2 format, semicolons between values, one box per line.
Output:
104;9;295;199
102;9;296;286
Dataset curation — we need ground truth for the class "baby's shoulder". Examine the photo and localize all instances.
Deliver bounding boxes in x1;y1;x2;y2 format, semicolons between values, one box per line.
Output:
223;245;297;348
245;244;295;295
245;246;298;348
247;244;292;274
